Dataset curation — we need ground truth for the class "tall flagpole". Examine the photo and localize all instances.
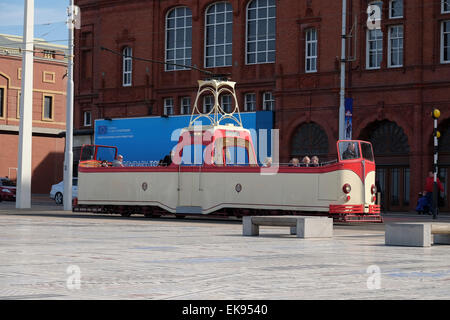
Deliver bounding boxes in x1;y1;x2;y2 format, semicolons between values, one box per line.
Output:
16;0;34;209
63;0;75;211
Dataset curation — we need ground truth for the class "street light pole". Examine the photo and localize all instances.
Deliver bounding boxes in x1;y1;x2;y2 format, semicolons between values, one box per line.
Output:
63;0;75;211
16;0;34;209
339;0;347;140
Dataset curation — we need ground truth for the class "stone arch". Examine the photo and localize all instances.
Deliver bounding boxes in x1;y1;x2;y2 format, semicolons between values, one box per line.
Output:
290;122;329;159
359;120;411;210
437;118;450;165
353;112;413;148
358;120;410;161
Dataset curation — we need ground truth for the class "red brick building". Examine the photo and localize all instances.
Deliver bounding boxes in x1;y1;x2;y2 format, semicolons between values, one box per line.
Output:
0;34;67;193
74;0;450;212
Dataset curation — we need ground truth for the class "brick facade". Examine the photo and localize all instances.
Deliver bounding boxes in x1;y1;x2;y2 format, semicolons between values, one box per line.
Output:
0;34;67;193
74;0;450;211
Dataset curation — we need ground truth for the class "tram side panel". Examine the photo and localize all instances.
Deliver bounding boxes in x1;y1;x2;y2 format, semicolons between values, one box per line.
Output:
77;170;179;212
196;170;358;214
77;167;372;215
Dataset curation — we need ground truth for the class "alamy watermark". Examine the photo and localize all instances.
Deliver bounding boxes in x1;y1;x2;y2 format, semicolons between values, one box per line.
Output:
366;265;381;290
66;265;81;290
169;123;280;175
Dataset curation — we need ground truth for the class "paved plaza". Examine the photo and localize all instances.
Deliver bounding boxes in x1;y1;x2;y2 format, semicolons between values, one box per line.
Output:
0;199;450;300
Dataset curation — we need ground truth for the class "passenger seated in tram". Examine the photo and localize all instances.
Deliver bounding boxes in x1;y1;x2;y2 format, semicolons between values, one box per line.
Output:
288;158;300;167
311;156;319;167
112;154;124;167
263;157;272;167
301;156;311;167
101;160;109;167
159;154;172;166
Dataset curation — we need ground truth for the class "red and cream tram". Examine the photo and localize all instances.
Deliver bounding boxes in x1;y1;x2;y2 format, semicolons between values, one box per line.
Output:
74;80;381;223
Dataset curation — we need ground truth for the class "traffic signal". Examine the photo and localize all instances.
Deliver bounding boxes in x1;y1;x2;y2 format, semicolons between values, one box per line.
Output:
434;129;441;139
431;108;441;119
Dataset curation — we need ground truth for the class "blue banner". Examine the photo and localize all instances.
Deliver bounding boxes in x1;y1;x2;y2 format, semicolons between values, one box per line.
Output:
344;98;353;140
94;112;273;166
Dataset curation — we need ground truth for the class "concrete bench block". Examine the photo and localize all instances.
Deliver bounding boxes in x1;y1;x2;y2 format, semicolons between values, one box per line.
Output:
433;234;450;245
243;216;259;236
243;216;333;238
385;223;432;247
296;217;333;238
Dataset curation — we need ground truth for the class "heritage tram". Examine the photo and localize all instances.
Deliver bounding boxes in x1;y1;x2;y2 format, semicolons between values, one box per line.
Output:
74;79;382;223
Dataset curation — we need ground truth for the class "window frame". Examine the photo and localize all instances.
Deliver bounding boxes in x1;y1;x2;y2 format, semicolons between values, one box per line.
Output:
122;47;133;87
83;110;92;127
389;0;403;19
163;97;174;116
245;0;276;65
263;92;275;111
203;95;214;113
366;28;383;70
180;96;191;115
244;93;256;112
0;86;5;119
443;0;450;14
165;6;193;71
16;90;21;119
442;20;450;64
204;1;233;68
305;28;318;73
42;94;55;121
388;25;404;68
221;94;232;113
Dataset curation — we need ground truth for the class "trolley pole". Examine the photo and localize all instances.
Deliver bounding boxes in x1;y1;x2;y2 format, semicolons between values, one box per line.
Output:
432;109;441;220
339;0;347;140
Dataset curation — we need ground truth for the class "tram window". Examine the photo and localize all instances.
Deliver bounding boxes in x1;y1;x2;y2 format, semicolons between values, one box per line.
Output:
80;146;95;160
361;142;374;162
339;141;360;160
96;147;116;162
225;146;249;166
181;144;205;165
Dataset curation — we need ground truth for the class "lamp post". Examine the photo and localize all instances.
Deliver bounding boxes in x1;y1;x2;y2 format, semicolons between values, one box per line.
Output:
63;0;76;211
16;0;34;209
339;0;347;140
431;108;441;220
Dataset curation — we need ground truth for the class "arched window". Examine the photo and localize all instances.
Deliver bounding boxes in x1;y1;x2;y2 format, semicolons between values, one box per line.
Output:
291;123;329;158
122;47;132;87
246;0;276;64
367;120;410;156
205;2;233;68
166;7;192;71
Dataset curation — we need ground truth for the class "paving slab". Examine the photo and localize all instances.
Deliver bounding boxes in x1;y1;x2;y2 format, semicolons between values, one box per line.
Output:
1;203;450;300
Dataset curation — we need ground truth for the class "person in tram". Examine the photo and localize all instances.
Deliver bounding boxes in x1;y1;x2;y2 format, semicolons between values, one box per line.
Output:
263;157;272;167
112;154;124;167
342;143;357;160
301;156;311;167
289;158;300;167
311;156;319;167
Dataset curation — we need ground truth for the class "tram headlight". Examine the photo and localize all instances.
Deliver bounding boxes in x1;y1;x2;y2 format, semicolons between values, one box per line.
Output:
371;184;377;195
342;184;351;194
